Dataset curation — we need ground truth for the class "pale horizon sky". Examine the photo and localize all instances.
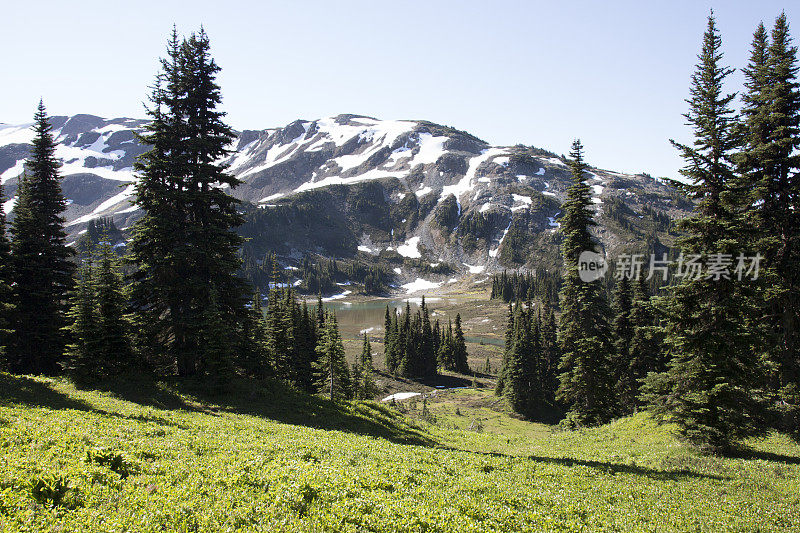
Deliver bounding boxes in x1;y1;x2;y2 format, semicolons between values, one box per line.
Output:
2;1;798;179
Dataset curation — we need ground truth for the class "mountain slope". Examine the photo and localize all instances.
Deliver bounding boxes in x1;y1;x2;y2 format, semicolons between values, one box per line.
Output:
0;114;691;285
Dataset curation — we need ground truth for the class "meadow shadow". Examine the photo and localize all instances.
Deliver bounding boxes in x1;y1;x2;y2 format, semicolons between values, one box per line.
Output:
0;373;96;412
435;444;727;481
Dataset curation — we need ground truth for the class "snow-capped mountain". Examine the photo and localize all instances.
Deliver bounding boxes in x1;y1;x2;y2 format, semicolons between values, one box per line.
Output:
0;113;690;277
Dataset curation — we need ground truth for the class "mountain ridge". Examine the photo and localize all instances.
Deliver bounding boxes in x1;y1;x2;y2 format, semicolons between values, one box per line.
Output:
0;113;690;290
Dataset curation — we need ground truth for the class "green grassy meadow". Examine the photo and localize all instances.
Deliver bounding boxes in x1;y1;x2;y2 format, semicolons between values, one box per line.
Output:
1;373;798;532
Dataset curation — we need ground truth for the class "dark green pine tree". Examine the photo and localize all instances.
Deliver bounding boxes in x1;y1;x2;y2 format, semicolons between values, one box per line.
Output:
352;333;378;400
314;313;351;401
398;302;413;375
645;14;768;451
432;319;441;365
240;291;272;378
495;303;515;396
556;139;616;426
504;304;541;417
10;102;75;375
739;14;800;408
265;288;290;381
128;28;247;377
438;318;455;371
182;28;250;363
197;288;235;387
389;310;400;374
64;263;99;380
0;181;13;364
316;294;325;329
360;332;372;368
296;301;319;393
610;275;634;413
384;305;397;373
452;313;469;374
504;304;533;415
626;275;663;411
92;236;133;374
420;297;437;376
540;305;560;403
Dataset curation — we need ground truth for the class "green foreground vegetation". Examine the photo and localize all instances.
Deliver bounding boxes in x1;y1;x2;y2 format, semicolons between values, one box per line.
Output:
1;374;798;532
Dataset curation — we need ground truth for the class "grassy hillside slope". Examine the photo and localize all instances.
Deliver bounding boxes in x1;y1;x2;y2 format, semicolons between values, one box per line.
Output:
0;374;798;532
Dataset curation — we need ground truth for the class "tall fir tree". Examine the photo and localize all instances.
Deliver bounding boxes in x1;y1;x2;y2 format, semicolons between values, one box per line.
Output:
197;287;235;385
556;139;616;426
420;297;436;376
296;301;319;393
734;14;800;432
352;333;378;400
0;181;12;364
128;29;248;377
315;313;351;401
495;303;515;395
92;237;133;373
438;318;455;371
64;263;98;380
452;313;469;374
240;291;272;378
625;274;664;412
645;13;768;451
610;275;634;412
541;305;560;403
9;102;74;375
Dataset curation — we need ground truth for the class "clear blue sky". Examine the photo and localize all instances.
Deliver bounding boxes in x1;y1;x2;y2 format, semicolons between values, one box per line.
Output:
2;0;797;179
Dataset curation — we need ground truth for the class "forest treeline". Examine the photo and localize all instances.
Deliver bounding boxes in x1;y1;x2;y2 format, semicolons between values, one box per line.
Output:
495;11;800;452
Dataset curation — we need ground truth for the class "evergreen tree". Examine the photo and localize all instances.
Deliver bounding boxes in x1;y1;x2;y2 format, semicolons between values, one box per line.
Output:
610;276;634;412
315;313;351;401
556;140;616;426
9;102;74;375
197;288;235;385
420;297;436;376
540;305;560;403
92;236;132;373
64;263;98;379
390;310;400;374
128;28;247;377
645;14;768;451
495;303;515;395
739;14;800;409
239;291;272;378
316;294;325;328
432;319;441;365
360;332;372;368
0;181;12;364
625;275;663;411
438;319;455;371
452;313;469;374
296;301;319;393
352;333;378;400
383;305;395;373
504;304;533;415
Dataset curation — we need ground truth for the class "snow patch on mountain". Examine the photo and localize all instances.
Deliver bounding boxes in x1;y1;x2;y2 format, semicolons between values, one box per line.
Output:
68;184;136;226
397;236;422;258
415;185;433;198
464;263;485;274
402;278;442;293
439;147;507;214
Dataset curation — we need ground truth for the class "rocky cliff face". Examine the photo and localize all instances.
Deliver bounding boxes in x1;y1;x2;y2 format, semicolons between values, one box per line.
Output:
0;113;690;281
